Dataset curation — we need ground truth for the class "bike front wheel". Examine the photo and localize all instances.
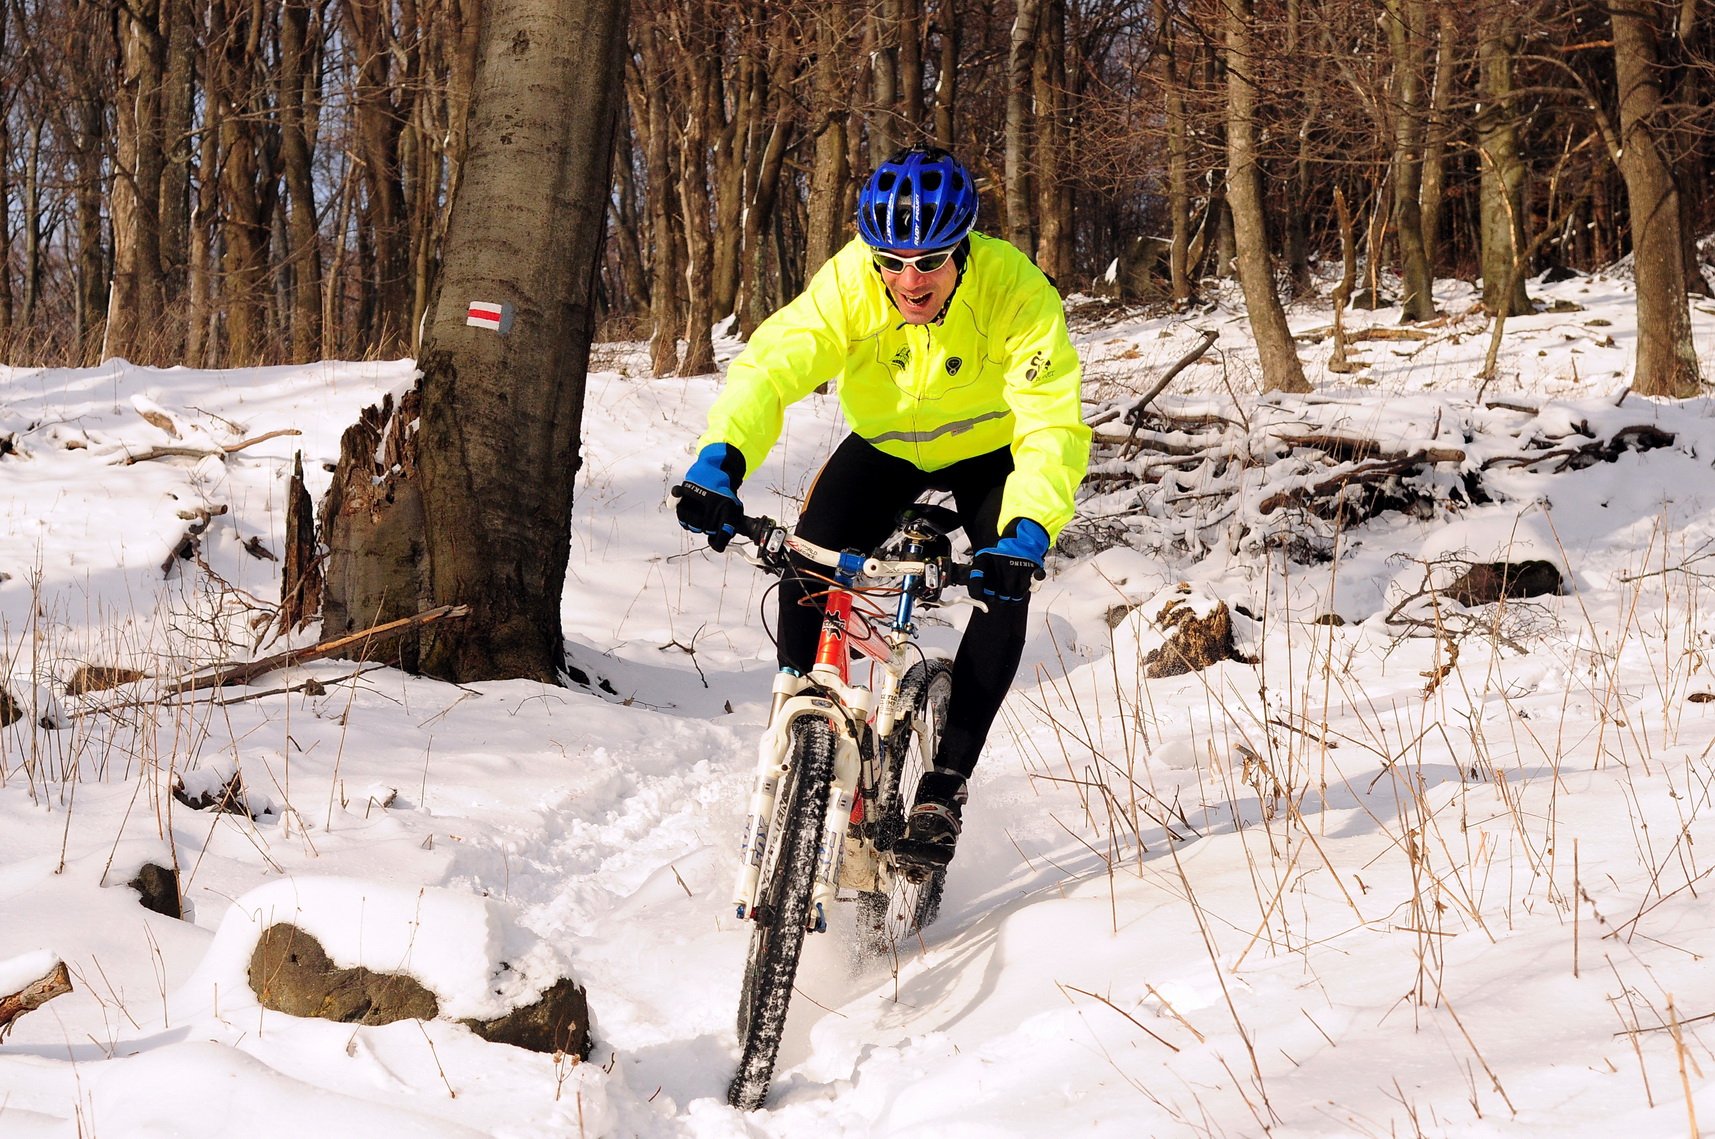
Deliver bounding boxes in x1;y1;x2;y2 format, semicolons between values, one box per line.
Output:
729;715;836;1111
857;657;952;958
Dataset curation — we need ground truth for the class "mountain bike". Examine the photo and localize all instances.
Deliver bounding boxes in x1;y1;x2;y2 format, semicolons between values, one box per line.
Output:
723;503;972;1111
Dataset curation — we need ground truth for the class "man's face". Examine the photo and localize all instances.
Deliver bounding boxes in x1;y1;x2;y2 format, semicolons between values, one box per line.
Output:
872;246;959;324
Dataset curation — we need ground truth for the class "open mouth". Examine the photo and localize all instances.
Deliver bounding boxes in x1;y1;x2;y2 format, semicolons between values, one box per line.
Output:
903;291;933;307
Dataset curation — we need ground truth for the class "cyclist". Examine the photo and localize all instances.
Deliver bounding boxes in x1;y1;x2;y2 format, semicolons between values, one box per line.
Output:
675;143;1090;868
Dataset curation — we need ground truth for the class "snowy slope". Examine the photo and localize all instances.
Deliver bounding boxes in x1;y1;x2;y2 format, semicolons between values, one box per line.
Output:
1;269;1715;1136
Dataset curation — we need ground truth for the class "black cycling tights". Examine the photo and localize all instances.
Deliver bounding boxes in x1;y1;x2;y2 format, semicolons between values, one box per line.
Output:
775;434;1027;780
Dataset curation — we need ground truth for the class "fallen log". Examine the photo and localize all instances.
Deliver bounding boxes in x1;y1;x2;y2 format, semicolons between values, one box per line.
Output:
0;959;72;1040
1272;431;1466;466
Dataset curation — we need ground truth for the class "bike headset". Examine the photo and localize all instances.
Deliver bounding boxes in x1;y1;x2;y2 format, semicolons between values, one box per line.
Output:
856;144;978;253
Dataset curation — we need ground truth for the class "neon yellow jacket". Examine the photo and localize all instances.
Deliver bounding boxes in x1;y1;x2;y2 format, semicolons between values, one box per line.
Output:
699;234;1090;541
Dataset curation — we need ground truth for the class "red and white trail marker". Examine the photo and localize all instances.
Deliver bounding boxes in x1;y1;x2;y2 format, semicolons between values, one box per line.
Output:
466;300;514;333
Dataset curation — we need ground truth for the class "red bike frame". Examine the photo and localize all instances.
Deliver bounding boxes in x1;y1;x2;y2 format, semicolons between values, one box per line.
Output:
811;588;895;682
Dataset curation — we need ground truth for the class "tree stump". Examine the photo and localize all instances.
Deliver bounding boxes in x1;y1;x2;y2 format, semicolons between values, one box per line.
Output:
280;451;324;632
1142;586;1259;678
318;390;428;670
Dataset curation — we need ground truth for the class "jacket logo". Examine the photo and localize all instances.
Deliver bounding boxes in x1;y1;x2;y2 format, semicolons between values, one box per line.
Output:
945;357;963;376
890;346;911;370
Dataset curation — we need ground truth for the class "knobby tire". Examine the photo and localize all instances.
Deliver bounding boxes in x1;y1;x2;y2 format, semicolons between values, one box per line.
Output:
729;715;837;1111
857;658;952;957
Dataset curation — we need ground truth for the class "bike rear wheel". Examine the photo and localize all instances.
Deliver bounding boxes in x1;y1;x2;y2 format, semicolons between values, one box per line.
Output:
729;715;836;1111
857;657;952;957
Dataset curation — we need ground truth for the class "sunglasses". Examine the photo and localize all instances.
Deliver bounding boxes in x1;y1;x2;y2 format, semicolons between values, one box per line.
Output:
871;247;956;275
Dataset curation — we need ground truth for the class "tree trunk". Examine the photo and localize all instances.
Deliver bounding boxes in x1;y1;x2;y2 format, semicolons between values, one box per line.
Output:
1418;6;1456;272
1004;0;1039;255
106;0;168;364
675;0;716;376
608;104;651;321
804;6;850;276
66;4;110;360
1611;0;1700;397
637;25;681;376
1384;0;1435;321
1154;0;1193;305
739;40;795;337
898;0;924;128
931;2;957;149
870;0;900;163
709;47;745;325
0;76;10;340
1282;0;1311;296
411;0;628;682
21;127;43;329
1476;9;1531;316
158;0;194;327
278;0;324;363
1033;0;1069;280
210;0;275;365
1224;0;1309;393
344;0;413;354
187;98;219;366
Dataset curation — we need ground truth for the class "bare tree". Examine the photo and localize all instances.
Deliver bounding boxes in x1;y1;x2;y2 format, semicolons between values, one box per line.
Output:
1383;0;1435;321
106;0;170;363
1224;0;1309;393
411;0;630;681
1004;0;1040;254
1611;0;1700;397
277;0;324;362
1475;2;1531;316
804;3;852;276
632;10;681;375
672;0;717;376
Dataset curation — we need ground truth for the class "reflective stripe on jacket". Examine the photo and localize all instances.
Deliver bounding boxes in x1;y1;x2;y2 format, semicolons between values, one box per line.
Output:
698;233;1091;541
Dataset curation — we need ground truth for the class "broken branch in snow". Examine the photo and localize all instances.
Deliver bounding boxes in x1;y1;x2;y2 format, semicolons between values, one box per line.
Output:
1085;328;1218;430
166;605;472;694
160;505;229;577
118;427;303;466
0;960;72;1040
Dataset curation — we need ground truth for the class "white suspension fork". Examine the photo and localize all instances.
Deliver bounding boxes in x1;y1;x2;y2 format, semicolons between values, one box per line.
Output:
732;672;872;926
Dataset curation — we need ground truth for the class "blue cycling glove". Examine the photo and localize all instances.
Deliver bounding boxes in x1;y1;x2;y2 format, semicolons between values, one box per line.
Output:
675;443;746;552
969;518;1049;604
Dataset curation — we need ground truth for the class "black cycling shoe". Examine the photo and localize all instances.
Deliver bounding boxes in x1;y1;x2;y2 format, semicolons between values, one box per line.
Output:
893;770;967;870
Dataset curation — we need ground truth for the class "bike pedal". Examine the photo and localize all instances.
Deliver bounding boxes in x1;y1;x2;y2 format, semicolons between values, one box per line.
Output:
892;840;954;872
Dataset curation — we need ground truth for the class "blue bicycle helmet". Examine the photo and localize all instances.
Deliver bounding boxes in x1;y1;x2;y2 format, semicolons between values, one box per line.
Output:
856;144;978;252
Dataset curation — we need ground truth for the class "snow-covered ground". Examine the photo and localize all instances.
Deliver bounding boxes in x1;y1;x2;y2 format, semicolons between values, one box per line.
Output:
3;266;1715;1136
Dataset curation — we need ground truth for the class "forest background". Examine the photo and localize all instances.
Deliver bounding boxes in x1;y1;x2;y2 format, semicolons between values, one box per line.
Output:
1;0;1712;399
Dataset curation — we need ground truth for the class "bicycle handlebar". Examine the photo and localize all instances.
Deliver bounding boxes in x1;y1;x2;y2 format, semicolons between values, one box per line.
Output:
734;514;972;590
